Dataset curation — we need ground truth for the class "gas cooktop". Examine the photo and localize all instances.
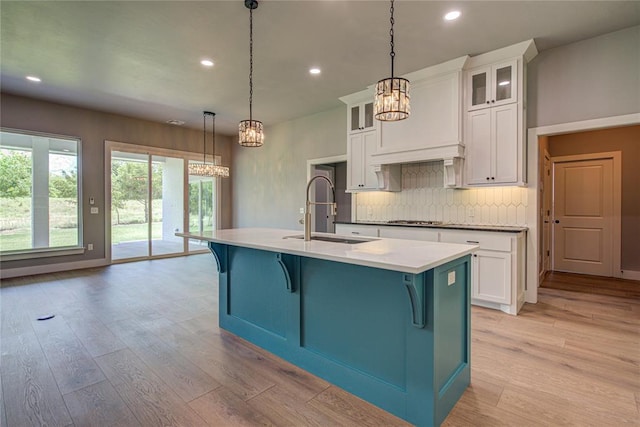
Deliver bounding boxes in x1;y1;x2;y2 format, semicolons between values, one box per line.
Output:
386;220;443;225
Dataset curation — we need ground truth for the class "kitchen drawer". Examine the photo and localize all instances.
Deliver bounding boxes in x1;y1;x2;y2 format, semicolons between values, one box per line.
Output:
378;226;439;242
439;230;512;252
335;223;379;237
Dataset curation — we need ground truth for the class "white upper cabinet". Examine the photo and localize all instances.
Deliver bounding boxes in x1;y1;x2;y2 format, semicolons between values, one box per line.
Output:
466;103;519;185
463;39;537;187
348;101;376;134
340;89;401;192
467;59;518;111
347;130;380;191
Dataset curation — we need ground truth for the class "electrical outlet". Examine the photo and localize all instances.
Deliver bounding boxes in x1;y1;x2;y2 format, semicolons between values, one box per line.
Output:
90;207;99;214
87;243;93;250
299;207;305;214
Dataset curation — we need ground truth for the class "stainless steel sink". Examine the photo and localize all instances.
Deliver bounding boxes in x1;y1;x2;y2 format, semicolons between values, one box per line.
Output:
283;234;378;244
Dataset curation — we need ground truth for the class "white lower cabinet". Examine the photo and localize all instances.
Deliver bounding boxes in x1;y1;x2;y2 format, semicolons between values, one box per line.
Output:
439;229;525;315
335;224;526;314
472;250;511;304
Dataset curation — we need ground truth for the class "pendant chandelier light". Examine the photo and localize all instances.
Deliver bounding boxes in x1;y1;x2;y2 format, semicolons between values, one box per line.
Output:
189;111;230;177
374;0;410;121
238;0;264;147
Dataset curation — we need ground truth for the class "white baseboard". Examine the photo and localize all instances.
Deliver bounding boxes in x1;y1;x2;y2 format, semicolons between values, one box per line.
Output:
0;258;109;280
620;270;640;281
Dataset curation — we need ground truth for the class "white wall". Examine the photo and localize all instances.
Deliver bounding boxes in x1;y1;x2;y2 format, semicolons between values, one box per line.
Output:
232;107;346;228
527;25;640;128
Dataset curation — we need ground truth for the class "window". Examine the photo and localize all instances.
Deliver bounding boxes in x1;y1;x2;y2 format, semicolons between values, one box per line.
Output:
0;129;81;254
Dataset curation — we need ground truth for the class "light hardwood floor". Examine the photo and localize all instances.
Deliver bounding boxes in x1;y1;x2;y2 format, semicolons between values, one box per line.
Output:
1;255;638;426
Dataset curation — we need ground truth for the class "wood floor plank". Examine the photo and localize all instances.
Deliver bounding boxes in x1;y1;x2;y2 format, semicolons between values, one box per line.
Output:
140;316;276;401
95;348;208;426
247;384;338;426
307;386;410;426
63;307;128;357
105;318;221;402
31;314;106;395
189;386;275;426
497;382;640;426
216;332;331;402
1;332;73;426
63;380;141;427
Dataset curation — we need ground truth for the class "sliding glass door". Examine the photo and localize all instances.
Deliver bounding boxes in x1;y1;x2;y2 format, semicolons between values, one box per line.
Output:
188;164;216;252
109;144;218;262
111;151;150;260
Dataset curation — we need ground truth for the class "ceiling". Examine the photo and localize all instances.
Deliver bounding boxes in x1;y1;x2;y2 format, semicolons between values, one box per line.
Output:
1;1;638;135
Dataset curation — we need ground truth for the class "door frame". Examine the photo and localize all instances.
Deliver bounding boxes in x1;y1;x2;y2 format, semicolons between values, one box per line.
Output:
550;151;622;277
526;112;640;303
105;140;222;263
306;155;352;224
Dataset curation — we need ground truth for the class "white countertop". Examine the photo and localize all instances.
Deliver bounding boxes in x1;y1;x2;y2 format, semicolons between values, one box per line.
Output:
178;228;477;274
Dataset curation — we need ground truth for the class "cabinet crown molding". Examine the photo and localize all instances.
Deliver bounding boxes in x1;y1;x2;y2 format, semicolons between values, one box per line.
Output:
466;39;538;69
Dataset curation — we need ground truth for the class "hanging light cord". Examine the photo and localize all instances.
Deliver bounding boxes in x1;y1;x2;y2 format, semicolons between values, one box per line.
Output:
202;113;207;164
389;0;395;78
248;5;254;122
202;111;216;165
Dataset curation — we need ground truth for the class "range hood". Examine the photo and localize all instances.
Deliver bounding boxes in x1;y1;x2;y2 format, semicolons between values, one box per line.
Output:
370;56;469;188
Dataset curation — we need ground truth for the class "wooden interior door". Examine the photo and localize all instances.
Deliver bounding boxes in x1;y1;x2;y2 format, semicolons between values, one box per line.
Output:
552;158;613;276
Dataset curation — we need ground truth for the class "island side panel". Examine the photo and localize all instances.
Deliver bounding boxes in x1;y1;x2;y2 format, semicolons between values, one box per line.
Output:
433;256;471;425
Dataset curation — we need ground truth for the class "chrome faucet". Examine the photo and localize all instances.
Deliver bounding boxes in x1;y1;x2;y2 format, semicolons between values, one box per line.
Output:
305;175;337;241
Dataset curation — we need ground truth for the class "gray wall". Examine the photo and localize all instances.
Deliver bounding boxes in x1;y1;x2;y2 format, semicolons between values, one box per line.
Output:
232;107;346;229
528;25;640;128
0;93;233;270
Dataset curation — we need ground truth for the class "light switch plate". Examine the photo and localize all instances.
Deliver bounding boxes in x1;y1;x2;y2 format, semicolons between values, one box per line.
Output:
447;271;456;286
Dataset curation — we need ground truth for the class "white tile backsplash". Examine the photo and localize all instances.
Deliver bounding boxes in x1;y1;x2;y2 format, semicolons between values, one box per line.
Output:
356;161;528;226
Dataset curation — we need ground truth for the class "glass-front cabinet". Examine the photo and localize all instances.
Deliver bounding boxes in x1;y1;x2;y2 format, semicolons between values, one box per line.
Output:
467;59;517;111
348;100;376;134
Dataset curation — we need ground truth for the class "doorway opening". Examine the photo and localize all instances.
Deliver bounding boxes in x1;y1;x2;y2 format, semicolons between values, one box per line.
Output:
307;155;352;234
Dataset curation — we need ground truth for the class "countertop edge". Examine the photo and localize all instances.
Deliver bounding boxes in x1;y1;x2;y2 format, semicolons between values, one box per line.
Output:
177;229;477;274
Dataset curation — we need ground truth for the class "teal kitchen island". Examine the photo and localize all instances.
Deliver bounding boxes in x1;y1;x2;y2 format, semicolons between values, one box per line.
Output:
179;228;476;427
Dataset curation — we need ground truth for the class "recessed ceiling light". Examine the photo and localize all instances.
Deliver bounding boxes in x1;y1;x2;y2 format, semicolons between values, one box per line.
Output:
200;59;214;67
444;10;461;21
26;76;42;83
309;68;321;75
166;119;185;126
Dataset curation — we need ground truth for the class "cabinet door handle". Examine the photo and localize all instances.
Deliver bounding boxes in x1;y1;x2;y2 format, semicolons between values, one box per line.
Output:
486;101;490;104
491;177;495;180
473;254;477;257
351;232;360;235
486;177;490;180
555;220;560;224
466;240;480;244
491;100;496;103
